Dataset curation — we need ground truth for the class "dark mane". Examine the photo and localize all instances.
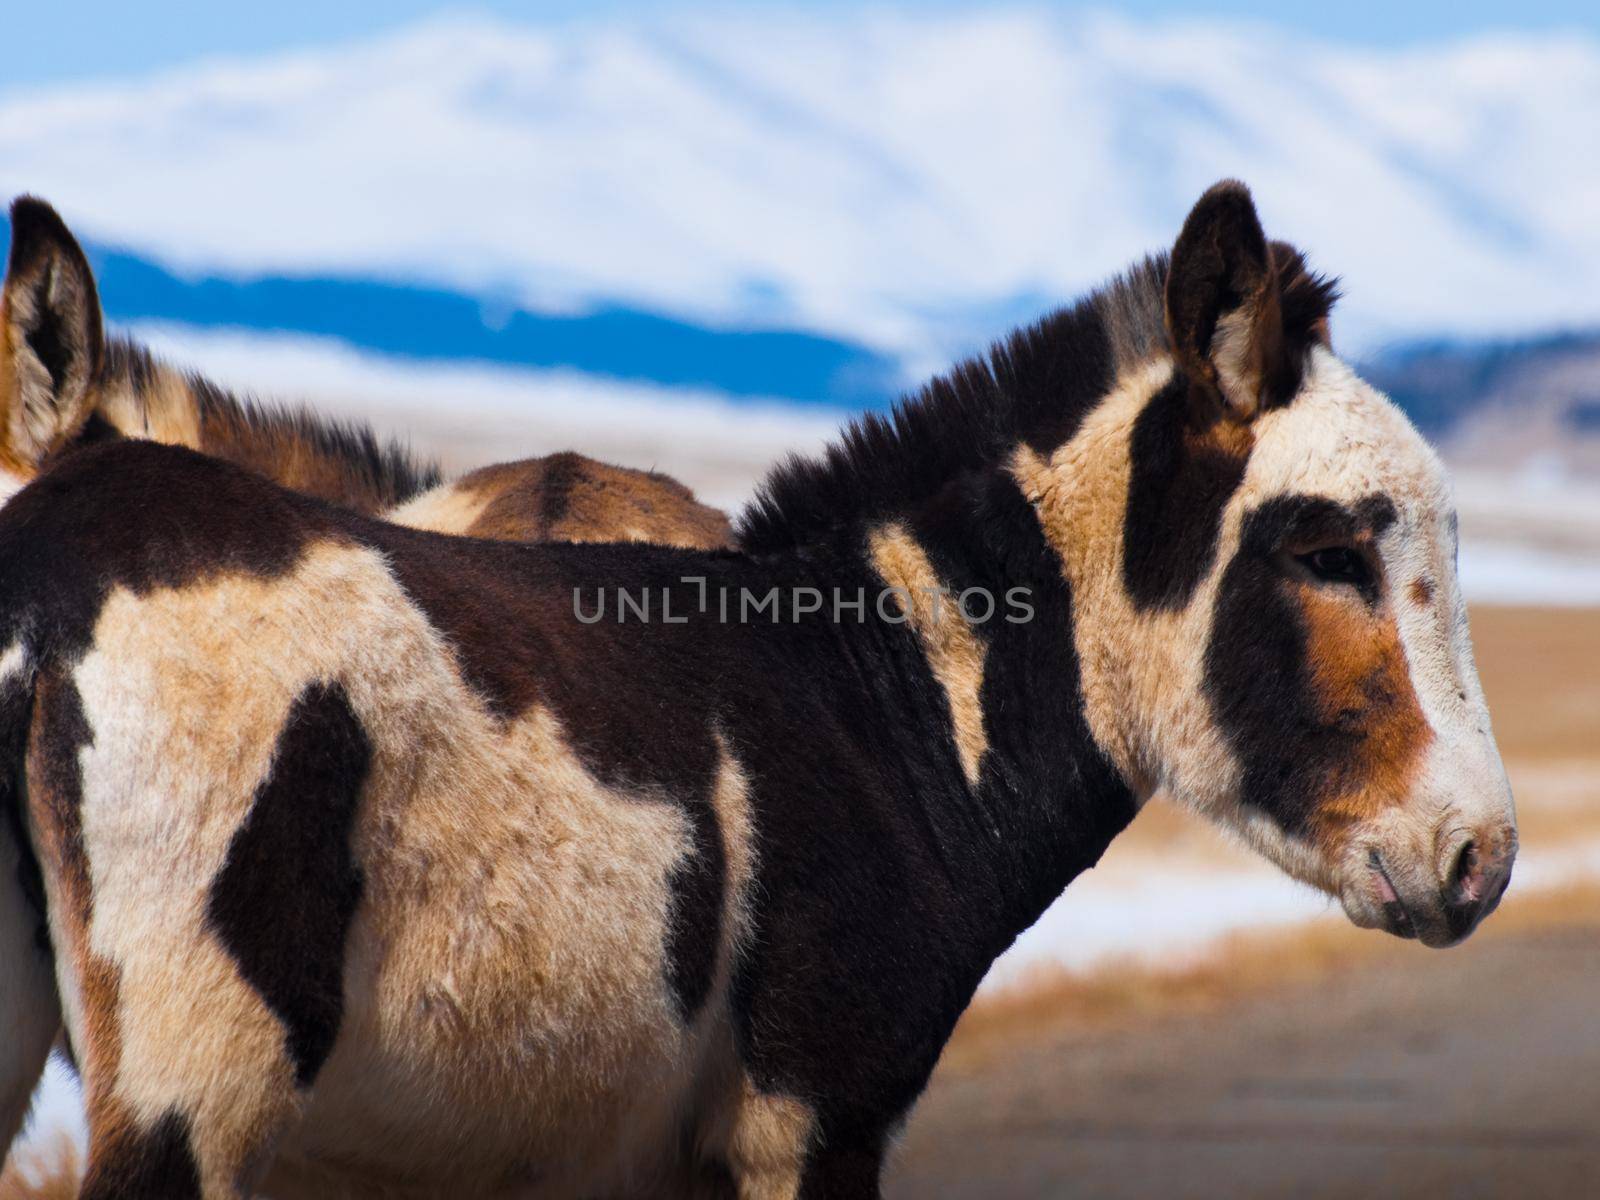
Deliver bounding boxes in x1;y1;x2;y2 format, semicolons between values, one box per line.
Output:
192;379;442;510
103;334;442;511
103;335;159;394
1269;241;1342;352
737;246;1336;555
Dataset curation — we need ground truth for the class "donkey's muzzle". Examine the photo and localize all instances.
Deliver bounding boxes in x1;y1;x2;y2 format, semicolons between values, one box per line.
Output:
1439;836;1515;944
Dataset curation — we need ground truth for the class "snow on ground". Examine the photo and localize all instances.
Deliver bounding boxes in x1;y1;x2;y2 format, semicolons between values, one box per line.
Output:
983;831;1600;993
983;863;1340;991
1458;542;1600;606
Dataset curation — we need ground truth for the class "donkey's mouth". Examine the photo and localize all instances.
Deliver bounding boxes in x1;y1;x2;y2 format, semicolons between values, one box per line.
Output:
1367;850;1418;940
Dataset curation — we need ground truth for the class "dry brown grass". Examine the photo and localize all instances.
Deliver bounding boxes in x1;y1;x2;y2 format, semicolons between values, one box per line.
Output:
947;879;1600;1072
1469;605;1600;761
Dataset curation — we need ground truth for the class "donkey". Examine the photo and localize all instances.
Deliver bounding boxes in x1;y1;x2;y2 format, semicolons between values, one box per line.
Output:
0;182;1514;1198
0;196;734;551
0;195;732;1185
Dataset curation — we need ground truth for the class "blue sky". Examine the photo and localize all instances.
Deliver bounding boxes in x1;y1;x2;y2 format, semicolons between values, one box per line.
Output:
8;0;1600;92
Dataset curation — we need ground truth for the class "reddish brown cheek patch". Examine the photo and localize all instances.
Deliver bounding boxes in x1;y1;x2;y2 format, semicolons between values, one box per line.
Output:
1296;587;1433;840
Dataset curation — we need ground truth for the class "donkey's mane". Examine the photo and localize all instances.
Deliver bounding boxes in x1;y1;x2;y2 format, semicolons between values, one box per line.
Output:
738;245;1336;555
103;335;442;509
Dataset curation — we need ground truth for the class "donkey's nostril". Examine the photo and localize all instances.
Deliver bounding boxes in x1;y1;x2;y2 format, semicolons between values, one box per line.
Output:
1448;840;1482;904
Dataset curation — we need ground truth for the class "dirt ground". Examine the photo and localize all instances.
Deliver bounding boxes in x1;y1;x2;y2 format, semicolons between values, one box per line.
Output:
889;902;1600;1199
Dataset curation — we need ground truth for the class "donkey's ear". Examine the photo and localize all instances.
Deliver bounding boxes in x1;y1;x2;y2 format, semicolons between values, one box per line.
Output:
2;197;105;466
1164;180;1284;424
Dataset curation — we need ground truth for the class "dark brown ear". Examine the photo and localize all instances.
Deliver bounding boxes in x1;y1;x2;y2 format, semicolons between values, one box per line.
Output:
2;196;105;468
1164;180;1284;423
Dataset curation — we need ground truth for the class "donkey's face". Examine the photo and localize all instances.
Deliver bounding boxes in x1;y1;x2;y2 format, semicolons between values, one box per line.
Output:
1032;182;1515;947
1199;348;1514;947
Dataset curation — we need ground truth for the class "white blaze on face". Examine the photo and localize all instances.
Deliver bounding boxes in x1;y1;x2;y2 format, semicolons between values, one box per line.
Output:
1229;349;1516;938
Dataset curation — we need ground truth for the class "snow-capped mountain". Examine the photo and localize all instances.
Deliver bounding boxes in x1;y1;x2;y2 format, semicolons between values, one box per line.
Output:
2;7;1598;374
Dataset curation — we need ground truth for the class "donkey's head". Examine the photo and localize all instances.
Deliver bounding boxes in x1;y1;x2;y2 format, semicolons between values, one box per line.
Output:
0;196;108;498
1023;181;1515;947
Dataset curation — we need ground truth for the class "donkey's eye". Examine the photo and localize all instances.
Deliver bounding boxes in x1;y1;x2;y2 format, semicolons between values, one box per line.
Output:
1298;547;1368;587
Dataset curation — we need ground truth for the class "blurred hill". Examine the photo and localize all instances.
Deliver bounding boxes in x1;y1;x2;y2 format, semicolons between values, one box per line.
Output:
1366;332;1600;478
2;8;1599;372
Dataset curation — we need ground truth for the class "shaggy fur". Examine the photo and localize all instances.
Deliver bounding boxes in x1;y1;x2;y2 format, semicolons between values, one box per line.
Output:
0;182;1513;1198
0;195;737;1192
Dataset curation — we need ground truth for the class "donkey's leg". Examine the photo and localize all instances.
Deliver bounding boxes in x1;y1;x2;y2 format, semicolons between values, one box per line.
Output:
796;1138;885;1200
716;1080;887;1200
0;819;60;1162
42;873;305;1200
22;671;319;1198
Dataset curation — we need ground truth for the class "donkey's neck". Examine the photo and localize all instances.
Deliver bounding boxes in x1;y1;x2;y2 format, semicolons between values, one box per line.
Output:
92;337;440;513
736;281;1168;942
852;460;1140;943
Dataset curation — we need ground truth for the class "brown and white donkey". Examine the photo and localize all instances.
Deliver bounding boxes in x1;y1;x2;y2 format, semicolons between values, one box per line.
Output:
0;197;734;551
0;195;730;1188
0;183;1513;1198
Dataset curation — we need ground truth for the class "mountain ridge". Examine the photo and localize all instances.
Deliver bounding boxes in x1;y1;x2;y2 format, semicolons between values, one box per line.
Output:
2;8;1596;364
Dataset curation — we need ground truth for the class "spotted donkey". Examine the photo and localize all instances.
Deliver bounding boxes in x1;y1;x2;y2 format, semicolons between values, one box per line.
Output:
0;195;730;1189
0;196;734;550
0;183;1514;1198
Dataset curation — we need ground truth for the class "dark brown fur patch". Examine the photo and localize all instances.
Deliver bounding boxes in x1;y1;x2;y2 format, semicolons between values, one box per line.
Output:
80;1108;202;1200
206;680;371;1087
1122;375;1252;610
1410;576;1434;607
1204;494;1431;844
0;669;47;952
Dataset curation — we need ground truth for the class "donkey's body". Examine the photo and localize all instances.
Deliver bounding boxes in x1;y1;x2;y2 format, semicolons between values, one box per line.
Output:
3;440;1024;1197
0;185;1514;1198
0;197;734;1186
